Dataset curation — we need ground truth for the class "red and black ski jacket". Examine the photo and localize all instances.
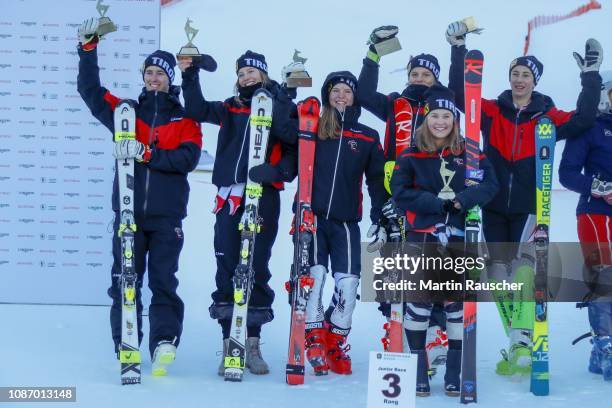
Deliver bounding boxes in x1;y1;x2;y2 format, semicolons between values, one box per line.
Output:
181;67;297;189
311;106;387;224
391;146;499;231
449;45;601;215
77;45;202;220
357;57;430;161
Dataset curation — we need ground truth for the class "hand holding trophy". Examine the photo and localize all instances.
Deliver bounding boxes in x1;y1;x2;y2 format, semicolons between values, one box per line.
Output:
281;50;312;88
177;19;217;73
95;0;117;37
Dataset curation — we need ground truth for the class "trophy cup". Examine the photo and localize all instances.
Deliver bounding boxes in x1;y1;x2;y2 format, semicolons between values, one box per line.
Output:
437;159;456;200
285;49;312;88
177;19;202;60
368;26;402;57
461;16;484;35
95;0;117;37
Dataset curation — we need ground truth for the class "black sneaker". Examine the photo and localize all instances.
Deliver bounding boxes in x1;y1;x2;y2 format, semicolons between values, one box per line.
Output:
416;383;431;397
445;382;460;397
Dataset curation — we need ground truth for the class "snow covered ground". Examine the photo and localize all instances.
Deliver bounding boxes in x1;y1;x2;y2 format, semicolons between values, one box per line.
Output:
3;0;612;406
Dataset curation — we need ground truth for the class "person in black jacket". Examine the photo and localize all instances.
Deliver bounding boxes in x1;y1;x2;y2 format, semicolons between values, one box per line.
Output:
358;27;450;358
178;50;297;376
388;84;498;396
445;20;603;376
302;72;387;376
77;18;202;376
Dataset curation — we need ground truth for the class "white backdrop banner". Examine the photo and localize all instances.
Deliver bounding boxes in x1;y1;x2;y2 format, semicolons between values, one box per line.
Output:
0;0;160;304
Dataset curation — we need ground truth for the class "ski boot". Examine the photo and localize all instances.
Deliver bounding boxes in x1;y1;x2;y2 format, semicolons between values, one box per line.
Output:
218;338;229;376
444;349;461;397
426;325;448;369
152;340;176;377
246;337;269;375
326;330;352;375
594;336;612;381
589;339;603;375
306;328;329;375
414;350;431;397
496;329;532;376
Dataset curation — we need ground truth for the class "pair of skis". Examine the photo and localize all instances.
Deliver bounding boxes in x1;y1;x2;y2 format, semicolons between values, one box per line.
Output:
460;49;554;399
224;89;274;382
114;100;141;385
285;97;320;385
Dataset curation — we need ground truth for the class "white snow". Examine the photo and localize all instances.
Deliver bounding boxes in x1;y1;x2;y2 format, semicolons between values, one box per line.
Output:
3;0;612;406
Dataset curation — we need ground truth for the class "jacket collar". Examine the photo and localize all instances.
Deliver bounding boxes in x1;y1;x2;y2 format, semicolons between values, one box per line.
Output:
138;85;182;113
497;89;554;115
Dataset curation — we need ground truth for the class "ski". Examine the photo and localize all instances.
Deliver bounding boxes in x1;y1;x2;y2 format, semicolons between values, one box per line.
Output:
224;88;274;382
530;116;555;396
114;100;141;385
461;48;484;404
393;97;414;154
380;99;413;353
286;97;320;385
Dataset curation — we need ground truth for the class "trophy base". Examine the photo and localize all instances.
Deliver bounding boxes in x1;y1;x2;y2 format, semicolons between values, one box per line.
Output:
374;37;401;56
177;46;201;59
286;72;312;88
437;191;456;200
97;17;117;37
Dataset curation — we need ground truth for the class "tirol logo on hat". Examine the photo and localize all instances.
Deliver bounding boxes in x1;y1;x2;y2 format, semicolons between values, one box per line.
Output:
407;53;441;81
236;50;268;75
143;50;176;84
509;55;543;85
424;84;458;118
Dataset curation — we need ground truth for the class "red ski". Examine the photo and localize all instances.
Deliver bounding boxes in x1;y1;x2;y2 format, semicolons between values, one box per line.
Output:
461;49;484;404
380;98;413;353
393;97;414;155
286;97;320;385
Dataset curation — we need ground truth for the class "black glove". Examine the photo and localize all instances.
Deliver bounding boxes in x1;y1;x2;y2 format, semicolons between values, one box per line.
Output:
443;199;461;214
248;163;281;183
382;198;401;220
192;54;218;72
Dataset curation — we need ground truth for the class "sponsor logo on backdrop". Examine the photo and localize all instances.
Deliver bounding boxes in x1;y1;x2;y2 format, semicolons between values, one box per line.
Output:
65;135;81;141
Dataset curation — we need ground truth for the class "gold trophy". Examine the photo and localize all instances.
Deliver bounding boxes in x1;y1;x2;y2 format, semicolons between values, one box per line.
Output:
177;19;202;60
95;0;117;37
461;16;484;35
285;49;312;88
438;159;456;200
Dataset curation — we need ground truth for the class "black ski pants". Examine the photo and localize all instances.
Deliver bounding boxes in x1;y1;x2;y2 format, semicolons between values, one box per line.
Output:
108;214;185;357
210;187;279;338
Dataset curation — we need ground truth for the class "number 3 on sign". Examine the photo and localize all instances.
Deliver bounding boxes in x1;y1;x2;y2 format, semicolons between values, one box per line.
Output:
367;351;416;408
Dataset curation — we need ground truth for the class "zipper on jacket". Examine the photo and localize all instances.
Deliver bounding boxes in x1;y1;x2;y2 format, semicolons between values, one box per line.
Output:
143;91;158;216
507;107;524;209
411;102;421;148
234;117;250;184
325;110;346;220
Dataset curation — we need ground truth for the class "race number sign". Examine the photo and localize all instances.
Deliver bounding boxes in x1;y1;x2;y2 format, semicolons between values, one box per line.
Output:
367;351;416;408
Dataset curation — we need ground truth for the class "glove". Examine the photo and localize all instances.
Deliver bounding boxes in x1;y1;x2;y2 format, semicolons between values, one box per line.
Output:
113;140;150;163
432;223;451;246
78;17;99;47
591;178;612;205
281;61;306;82
573;38;603;73
445;20;468;47
367;223;387;253
193;54;218;72
382;198;402;220
443;199;461;214
368;25;399;45
366;25;398;63
248;163;281;183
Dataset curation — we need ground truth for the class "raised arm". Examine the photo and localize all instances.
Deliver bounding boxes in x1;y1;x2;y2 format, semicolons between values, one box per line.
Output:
552;39;603;141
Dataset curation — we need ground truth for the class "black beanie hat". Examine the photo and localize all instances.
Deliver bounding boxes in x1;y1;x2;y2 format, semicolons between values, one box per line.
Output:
321;71;358;106
143;50;176;84
407;53;441;81
236;50;268;75
509;55;544;85
423;84;458;118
